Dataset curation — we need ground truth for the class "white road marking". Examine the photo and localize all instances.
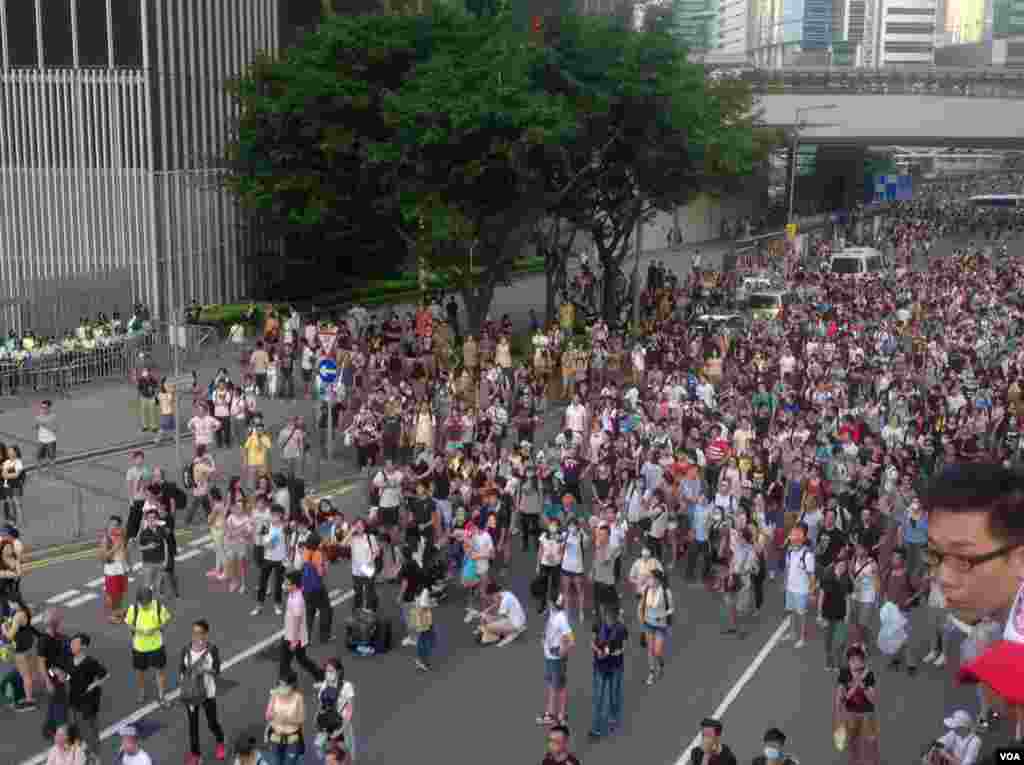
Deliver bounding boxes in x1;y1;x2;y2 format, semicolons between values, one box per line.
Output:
188;534;212;547
175;549;202;563
17;589;356;765
674;617;792;765
85;577;105;589
45;589;81;605
64;592;99;609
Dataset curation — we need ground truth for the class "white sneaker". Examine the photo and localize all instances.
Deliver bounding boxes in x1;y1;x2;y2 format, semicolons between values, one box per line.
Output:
922;650;938;664
274;605;283;616
933;653;947;667
401;636;417;648
250;606;262;616
794;639;806;649
464;609;480;624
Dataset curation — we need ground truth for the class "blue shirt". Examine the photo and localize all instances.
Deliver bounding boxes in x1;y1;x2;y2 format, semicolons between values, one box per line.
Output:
901;513;928;545
689;503;711;543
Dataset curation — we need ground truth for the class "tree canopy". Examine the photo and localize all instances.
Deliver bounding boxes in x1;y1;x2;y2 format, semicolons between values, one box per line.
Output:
226;3;770;325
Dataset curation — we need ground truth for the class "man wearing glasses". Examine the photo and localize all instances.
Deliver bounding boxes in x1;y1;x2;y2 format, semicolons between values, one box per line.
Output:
922;464;1024;629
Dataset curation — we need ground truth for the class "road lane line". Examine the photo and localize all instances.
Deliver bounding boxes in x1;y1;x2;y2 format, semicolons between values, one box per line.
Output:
188;534;212;547
64;592;99;609
18;588;356;765
85;577;105;588
46;589;81;605
175;549;203;563
674;617;791;765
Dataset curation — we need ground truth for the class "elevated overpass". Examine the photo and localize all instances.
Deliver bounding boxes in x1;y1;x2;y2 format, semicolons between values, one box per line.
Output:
736;67;1024;146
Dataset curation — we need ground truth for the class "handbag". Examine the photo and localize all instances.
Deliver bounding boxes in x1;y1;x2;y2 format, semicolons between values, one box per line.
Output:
833;722;849;752
179;649;209;707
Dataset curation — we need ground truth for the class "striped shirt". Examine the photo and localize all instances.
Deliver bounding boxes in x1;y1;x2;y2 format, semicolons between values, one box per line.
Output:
188;415;220;446
706;439;730;463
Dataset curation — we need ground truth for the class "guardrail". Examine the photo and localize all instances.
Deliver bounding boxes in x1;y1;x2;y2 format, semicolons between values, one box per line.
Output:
738;67;1024;99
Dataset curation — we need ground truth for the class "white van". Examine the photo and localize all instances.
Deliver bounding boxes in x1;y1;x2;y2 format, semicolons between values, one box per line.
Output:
828;247;889;279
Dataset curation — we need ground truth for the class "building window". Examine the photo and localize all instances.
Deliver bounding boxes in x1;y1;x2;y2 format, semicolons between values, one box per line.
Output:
3;0;39;67
885;22;935;34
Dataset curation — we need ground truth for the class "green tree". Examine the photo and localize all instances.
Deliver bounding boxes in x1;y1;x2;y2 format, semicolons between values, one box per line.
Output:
533;13;759;328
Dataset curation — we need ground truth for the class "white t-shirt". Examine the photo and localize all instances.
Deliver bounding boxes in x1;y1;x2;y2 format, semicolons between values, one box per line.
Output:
498;591;527;629
120;751;154;765
543;609;573;660
565;404;587;433
471;532;494;575
561;528;585;574
937;732;981;765
785;546;815;595
375;470;404;509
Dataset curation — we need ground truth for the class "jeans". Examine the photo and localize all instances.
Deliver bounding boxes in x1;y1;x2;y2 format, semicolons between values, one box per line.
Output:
417;627;436;662
257;561;285;606
304;588;333;643
823;619;846;668
141;563;168;596
352;576;378;612
139;398;159;431
519;512;540;552
215;417;232;448
279;638;324;684
265;741;305;765
686;540;711;581
186;494;211;525
591;667;624;736
185;698;225;756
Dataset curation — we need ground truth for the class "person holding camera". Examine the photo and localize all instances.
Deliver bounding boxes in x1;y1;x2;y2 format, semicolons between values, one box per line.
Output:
242;420;273;492
251;506;288;617
923;711;981;765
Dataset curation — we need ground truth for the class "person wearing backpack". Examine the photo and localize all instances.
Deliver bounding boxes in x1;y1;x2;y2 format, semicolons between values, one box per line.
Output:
783;522;817;649
179;619;225;765
123;586;172;705
301;536;333;645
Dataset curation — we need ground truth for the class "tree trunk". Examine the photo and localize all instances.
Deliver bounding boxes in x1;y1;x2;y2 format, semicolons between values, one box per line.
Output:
543;241;557;328
461;282;496;337
600;253;619;326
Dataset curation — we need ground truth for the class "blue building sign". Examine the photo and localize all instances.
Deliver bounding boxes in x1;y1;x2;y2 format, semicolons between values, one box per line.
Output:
802;0;833;49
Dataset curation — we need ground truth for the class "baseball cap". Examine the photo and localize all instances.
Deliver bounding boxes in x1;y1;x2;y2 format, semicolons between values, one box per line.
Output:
943;710;973;729
119;725;139;738
957;583;1024;705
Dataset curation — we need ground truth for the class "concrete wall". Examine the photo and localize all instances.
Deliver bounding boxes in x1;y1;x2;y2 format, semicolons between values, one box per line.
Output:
643;184;769;251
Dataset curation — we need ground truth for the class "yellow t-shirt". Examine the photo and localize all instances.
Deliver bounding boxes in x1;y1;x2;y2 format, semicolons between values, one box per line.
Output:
245;432;272;466
124;602;172;653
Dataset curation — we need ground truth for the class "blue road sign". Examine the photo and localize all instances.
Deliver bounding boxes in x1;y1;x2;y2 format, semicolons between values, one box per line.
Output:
318;359;338;384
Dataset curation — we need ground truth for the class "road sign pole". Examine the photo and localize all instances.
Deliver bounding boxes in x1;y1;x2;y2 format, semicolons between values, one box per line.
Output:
327;384;335;462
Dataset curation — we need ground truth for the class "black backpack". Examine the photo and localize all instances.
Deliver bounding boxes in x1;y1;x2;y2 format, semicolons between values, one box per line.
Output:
182;461;196;490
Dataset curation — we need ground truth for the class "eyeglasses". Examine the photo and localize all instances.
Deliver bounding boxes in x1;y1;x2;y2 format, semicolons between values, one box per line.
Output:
922;543;1021;574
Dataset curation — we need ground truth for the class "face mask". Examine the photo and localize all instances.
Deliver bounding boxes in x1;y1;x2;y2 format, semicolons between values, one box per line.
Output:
325;670;338;684
764;747;781;760
641;548;651;559
549;526;558;534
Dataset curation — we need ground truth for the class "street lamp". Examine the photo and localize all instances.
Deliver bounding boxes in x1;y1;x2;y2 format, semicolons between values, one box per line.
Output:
787;104;838;224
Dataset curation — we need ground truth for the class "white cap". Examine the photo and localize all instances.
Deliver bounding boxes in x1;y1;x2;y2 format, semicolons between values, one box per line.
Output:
943;710;972;729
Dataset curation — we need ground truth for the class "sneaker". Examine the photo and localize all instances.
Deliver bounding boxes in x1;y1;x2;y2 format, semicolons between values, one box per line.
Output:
907;665;918;676
415;659;431;672
794;640;805;649
536;714;557;726
274;605;283;616
250;606;262;616
782;632;796;642
497;629;525;647
14;699;37;712
464;609;480;624
933;653;947;667
215;742;226;761
645;671;657;686
401;636;417;648
239;586;248;595
922;650;938;664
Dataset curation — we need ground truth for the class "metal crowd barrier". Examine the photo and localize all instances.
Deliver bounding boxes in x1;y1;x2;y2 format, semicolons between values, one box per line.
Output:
0;335;153;397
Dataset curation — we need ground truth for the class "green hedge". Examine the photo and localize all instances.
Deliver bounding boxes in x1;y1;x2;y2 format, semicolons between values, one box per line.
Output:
192;256;547;327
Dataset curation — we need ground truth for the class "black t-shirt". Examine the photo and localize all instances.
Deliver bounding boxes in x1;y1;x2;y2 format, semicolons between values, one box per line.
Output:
495;494;514;530
68;655;108;717
37;631;70;673
398;560;423;604
837;667;876;713
433;469;451;501
815;527;847;568
542;755;582;765
592;477;612;501
689;745;738;765
819;568;851;621
409;496;434;528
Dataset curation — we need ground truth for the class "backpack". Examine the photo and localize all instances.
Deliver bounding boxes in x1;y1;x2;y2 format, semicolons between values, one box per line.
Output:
302;559;324;593
182;461;196;490
179;648;209;707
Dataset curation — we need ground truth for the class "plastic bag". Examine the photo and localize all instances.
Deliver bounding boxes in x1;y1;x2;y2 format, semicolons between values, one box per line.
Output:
877;601;908;656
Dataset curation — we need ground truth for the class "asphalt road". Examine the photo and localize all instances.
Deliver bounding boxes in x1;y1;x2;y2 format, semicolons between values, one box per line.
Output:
10;231;1023;765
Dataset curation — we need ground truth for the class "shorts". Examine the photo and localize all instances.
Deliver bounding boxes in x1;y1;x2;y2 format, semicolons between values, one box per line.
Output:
36;442;56;461
104;574;128;601
132;646;167;671
785;590;810;615
302;369;313;382
643;622;669;638
849;600;875;627
159;414;175;432
378;508;400;528
225;543;248;561
544;657;568;689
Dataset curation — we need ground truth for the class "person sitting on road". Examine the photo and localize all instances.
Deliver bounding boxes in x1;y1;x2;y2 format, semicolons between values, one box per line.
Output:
473;580;527;647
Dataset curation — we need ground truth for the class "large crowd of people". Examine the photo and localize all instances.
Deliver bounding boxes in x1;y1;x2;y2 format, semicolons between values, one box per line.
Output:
3;173;1024;765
